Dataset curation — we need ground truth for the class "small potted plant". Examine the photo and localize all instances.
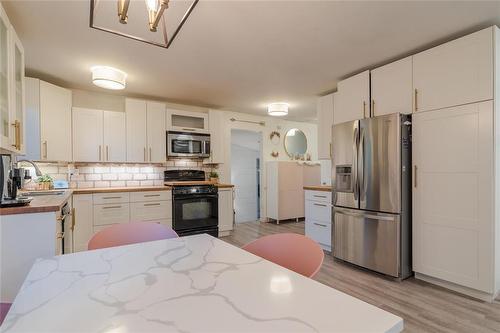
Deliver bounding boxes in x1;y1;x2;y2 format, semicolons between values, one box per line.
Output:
208;171;219;183
37;174;53;190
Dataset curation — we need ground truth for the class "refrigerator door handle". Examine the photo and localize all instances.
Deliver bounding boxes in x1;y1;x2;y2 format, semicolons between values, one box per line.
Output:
352;125;359;200
358;127;365;201
335;208;396;221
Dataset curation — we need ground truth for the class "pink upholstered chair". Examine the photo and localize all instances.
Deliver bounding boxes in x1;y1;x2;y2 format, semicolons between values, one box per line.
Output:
88;222;178;250
242;233;324;278
0;302;11;326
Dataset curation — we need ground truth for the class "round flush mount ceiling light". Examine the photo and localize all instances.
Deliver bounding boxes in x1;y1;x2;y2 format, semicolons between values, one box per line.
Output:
268;103;289;116
91;66;127;90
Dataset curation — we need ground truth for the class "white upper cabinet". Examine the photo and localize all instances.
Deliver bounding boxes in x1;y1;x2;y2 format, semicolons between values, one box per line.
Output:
0;3;25;154
371;56;413;116
166;109;209;133
317;93;334;159
146;101;166;163
335;70;370;124
103;111;126;162
126;98;147;163
39;80;72;161
125;98;166;163
72;108;103;162
413;27;493;113
0;6;10;150
204;109;224;164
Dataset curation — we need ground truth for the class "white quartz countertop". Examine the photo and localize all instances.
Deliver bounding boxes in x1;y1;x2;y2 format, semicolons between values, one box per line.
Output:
1;234;403;333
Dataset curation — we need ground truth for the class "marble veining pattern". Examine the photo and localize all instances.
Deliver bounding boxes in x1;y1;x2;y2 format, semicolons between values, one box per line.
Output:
1;234;403;332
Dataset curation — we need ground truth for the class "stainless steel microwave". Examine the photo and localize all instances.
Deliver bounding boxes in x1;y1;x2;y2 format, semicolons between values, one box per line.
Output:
167;131;210;158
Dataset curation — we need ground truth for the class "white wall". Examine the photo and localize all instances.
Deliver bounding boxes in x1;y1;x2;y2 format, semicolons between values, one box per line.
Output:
231;129;261;223
219;111;318;221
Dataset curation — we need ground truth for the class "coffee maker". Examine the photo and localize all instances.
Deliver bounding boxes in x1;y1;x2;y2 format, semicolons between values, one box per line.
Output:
0;154;32;207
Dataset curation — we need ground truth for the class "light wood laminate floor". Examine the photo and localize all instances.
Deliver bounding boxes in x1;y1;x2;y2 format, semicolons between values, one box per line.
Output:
221;221;500;333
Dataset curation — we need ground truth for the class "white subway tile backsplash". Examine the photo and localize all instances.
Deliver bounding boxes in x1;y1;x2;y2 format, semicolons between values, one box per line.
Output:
118;173;133;181
140;180;154;186
110;166;126;173
166;161;175;167
174;160;187;167
58;167;68;174
102;173;118;181
94;166;110;174
126;166;140;173
79;167;94;174
154;180;164;186
77;181;93;188
140;167;154;173
94;181;110;188
126;181;140;187
110;181;126;187
86;174;101;181
147;174;158;180
133;174;147;181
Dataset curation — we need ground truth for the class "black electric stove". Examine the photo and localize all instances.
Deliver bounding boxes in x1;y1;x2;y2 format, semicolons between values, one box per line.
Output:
164;170;218;237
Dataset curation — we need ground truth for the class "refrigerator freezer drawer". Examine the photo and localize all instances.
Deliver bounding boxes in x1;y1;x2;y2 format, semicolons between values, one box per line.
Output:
333;207;400;277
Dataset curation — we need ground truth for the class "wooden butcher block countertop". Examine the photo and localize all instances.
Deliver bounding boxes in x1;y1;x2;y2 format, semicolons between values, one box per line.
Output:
0;190;72;216
164;181;234;188
72;186;172;194
303;185;332;192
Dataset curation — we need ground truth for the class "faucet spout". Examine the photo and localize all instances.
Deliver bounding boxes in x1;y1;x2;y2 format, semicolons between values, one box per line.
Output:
16;159;43;177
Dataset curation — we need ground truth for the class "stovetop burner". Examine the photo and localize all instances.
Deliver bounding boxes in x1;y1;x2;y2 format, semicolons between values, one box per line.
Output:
164;169;206;182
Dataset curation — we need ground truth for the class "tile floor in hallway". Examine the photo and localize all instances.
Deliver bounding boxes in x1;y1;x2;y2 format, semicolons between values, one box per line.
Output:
221;220;500;333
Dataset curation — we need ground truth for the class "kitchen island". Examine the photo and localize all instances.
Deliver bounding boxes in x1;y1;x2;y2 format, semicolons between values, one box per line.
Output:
1;234;403;333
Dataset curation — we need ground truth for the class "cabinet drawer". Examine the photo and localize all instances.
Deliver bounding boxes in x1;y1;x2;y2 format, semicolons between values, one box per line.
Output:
305;190;331;203
305;220;331;250
130;191;171;203
305;200;331;223
94;203;130;226
130;201;172;222
93;192;129;204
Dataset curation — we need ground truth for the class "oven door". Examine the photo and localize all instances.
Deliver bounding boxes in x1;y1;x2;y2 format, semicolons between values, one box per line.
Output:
173;194;218;231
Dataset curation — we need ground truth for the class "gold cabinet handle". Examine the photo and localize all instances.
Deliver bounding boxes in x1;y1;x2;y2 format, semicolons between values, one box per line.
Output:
106;145;109;161
42;140;48;159
371;99;375;117
329;142;332;159
414;89;418;112
10;120;20;150
144;147;146;162
71;208;76;231
363;101;367;118
149;147;152;162
98;145;102;161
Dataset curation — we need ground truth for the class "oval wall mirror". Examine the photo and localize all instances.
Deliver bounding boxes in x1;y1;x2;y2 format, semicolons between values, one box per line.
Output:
284;128;307;158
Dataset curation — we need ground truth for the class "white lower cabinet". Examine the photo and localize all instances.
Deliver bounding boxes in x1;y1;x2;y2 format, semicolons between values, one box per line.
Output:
218;188;234;236
72;190;172;252
305;190;332;251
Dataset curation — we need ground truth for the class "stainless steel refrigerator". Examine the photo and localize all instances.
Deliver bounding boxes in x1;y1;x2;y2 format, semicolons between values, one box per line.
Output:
332;113;412;279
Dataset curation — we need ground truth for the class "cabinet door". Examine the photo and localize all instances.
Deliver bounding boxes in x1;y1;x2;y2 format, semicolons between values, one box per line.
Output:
72;108;103;162
9;28;24;153
73;194;93;252
103;110;126;162
40;80;72;161
0;5;10;150
146;101;166;163
317;93;334;159
218;189;234;232
335;70;369;124
413;27;493;113
413;101;493;292
371;56;413;116
205;109;225;164
126;98;147;162
167;109;209;133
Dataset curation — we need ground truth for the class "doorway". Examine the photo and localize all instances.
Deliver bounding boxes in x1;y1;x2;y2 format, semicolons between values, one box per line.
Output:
230;129;262;223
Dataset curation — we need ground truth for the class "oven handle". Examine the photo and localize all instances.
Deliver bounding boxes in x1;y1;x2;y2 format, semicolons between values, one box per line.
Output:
173;194;218;200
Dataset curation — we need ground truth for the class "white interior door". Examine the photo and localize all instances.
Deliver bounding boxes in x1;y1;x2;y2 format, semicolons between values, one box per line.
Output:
103;111;126;162
146;101;166;163
371;56;413;116
413;101;493;293
125;98;147;163
72;107;103;162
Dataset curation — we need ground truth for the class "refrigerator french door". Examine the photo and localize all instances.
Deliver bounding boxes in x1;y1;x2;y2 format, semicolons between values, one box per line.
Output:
332;113;412;279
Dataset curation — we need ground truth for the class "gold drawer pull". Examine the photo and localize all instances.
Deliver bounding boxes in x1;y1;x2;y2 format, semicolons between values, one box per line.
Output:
103;196;122;199
144;194;161;197
144;203;161;207
313;222;327;227
314;203;327;207
102;205;122;209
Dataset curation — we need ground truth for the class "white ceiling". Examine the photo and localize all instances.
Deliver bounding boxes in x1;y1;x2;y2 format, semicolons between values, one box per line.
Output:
3;0;500;121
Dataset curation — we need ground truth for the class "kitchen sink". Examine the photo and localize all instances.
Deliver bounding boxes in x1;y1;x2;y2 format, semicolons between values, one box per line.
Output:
21;190;66;196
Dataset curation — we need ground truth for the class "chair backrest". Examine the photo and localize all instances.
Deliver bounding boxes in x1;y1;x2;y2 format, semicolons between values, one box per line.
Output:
242;233;324;278
88;222;178;250
0;302;11;326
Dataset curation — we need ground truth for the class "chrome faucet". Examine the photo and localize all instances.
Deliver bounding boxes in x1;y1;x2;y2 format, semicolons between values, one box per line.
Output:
16;159;42;177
